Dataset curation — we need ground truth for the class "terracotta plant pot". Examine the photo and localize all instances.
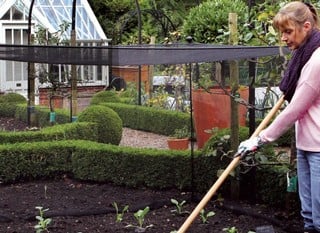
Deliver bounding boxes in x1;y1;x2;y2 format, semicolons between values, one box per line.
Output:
192;87;249;149
167;138;189;150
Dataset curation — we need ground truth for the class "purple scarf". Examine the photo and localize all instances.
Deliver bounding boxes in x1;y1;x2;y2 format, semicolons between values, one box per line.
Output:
280;29;320;102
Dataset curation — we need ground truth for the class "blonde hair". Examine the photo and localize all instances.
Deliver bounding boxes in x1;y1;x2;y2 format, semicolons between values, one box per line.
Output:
273;1;320;30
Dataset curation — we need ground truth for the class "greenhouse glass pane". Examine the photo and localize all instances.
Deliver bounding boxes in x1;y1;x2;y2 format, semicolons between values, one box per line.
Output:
33;0;106;40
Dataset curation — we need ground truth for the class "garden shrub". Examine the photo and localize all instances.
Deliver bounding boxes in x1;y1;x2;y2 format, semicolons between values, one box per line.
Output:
71;142;192;189
103;102;190;136
0;93;27;117
0;93;26;104
200;126;296;201
77;105;122;145
0;141;75;182
14;104;70;127
90;90;121;105
255;164;296;208
0;122;99;144
0;140;194;189
202;127;249;156
0;138;296;208
34;107;70;126
0;103;19;118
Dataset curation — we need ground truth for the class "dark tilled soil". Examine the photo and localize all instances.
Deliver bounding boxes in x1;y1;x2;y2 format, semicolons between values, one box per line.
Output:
0;178;303;233
0;118;304;233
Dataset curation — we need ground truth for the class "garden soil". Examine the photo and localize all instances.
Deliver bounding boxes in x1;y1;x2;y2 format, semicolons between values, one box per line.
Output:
0;117;304;233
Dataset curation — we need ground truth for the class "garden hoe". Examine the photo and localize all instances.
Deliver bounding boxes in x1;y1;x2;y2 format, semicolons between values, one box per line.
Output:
177;95;285;233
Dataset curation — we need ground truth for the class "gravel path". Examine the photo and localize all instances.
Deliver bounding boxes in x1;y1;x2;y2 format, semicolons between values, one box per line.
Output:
119;127;169;149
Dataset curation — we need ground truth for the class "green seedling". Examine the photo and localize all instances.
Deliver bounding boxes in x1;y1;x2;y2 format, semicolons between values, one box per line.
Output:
34;206;52;233
135;206;149;228
223;228;255;233
171;199;189;215
112;202;129;223
223;226;238;233
199;208;215;223
44;185;48;199
126;206;153;232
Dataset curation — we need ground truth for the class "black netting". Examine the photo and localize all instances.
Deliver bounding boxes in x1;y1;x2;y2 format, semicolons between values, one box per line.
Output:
0;44;284;66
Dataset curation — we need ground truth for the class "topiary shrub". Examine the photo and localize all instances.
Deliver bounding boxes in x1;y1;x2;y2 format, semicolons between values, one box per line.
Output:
0;93;27;104
90;90;121;105
0;93;27;117
77;105;123;145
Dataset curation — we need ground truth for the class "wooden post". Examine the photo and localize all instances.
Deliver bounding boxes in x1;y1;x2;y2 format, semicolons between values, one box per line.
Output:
229;12;240;200
148;36;155;97
229;12;239;153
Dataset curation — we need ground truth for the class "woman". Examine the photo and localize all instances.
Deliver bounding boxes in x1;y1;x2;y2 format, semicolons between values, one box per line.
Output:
238;2;320;233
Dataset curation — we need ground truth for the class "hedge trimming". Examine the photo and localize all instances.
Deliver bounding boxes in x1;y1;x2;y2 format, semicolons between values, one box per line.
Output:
0;140;225;193
102;102;191;136
0;139;294;206
90;90;121;105
0;93;27;117
0;93;26;103
0;122;99;144
0;96;190;136
0;141;75;182
14;104;70;127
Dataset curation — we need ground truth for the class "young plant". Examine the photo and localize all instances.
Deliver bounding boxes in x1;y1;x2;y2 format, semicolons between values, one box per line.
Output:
223;226;238;233
199;208;215;224
126;206;153;232
44;185;48;199
171;199;189;215
171;126;190;139
135;206;149;228
34;206;52;233
112;202;129;223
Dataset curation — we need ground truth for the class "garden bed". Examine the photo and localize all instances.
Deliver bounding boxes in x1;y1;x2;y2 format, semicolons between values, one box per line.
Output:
0;178;303;233
0;117;303;232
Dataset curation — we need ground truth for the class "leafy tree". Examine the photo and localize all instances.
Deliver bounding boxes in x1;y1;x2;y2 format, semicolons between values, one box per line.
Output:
182;0;247;44
88;0;133;44
88;0;205;44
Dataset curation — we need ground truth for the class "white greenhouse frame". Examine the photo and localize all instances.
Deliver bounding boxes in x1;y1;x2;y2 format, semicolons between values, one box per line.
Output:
0;0;111;99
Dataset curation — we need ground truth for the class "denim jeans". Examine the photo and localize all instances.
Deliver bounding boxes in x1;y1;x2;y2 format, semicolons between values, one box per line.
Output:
297;150;320;232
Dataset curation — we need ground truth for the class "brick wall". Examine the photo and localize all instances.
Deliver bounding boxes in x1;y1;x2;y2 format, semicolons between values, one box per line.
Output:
39;85;105;112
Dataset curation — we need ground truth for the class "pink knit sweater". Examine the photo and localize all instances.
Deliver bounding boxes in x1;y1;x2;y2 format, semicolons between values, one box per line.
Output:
260;47;320;151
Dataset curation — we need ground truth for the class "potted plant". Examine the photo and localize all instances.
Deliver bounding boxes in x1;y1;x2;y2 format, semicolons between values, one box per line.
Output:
167;126;190;150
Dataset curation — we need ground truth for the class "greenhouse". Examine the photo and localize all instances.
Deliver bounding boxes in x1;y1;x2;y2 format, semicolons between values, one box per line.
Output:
0;0;110;98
